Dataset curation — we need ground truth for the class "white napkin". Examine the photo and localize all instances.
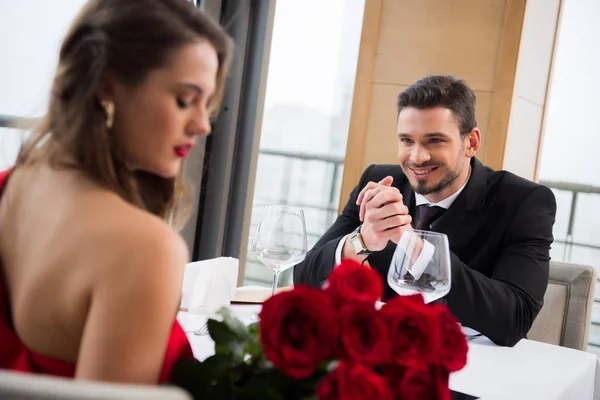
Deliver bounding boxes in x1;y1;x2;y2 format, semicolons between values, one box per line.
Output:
180;257;239;314
398;233;435;281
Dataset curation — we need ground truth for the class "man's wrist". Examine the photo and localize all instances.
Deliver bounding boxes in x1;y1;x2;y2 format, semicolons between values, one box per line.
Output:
349;225;374;255
342;234;369;263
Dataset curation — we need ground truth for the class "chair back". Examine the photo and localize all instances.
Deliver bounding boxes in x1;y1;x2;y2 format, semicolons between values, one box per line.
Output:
0;370;191;400
528;261;596;350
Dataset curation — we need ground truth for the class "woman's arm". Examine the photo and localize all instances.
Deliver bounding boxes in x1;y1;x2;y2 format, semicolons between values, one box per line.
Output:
75;214;188;384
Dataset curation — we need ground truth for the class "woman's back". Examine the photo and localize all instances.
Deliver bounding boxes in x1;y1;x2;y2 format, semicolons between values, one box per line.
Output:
1;165;162;361
0;164;191;382
1;165;97;363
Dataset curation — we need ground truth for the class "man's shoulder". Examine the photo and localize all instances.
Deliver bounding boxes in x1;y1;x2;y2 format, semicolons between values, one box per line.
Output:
361;164;408;187
486;166;554;203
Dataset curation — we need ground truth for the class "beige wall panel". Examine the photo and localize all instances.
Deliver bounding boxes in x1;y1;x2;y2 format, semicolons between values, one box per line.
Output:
362;83;406;170
503;97;544;179
484;0;528;171
513;0;562;105
339;0;384;212
474;90;494;162
361;84;495;172
373;0;507;91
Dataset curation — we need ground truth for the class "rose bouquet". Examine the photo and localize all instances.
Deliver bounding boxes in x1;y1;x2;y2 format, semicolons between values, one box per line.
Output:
171;259;468;400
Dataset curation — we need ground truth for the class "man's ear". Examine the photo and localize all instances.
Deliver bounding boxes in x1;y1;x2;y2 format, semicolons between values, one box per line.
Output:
464;128;481;157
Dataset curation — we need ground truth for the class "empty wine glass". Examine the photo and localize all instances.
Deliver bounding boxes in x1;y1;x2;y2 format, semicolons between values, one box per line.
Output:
251;205;308;296
387;230;451;303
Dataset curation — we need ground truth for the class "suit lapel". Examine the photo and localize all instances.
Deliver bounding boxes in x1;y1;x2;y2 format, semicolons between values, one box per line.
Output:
432;158;488;255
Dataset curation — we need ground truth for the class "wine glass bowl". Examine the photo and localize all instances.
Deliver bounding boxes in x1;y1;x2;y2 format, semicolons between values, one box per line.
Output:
387;229;451;303
251;205;307;296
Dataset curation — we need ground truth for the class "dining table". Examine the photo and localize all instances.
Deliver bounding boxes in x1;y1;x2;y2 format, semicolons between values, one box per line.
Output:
177;302;600;400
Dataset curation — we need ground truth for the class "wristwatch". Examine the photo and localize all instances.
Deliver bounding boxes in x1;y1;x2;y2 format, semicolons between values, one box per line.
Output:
349;225;373;255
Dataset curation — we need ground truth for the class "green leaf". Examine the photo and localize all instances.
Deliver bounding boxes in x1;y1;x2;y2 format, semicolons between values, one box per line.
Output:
208;320;238;348
234;374;286;400
217;307;254;342
244;341;263;361
244;327;262;359
208;316;258;364
170;355;233;399
234;367;296;400
202;354;234;377
247;321;259;339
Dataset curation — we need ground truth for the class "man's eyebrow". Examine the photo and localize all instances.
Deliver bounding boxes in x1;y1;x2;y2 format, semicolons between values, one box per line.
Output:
397;132;450;138
423;132;450;138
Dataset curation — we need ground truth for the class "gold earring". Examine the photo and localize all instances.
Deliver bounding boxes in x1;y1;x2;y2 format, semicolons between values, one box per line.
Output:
101;100;115;129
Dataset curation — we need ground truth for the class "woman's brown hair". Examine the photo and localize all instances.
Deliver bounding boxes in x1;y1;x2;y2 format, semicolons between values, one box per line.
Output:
17;0;233;225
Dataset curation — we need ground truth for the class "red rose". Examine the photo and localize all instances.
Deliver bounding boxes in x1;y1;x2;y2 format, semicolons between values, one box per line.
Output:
431;303;468;372
326;259;383;307
317;361;393;400
259;285;337;379
380;295;440;368
402;293;425;305
337;302;390;366
387;365;451;400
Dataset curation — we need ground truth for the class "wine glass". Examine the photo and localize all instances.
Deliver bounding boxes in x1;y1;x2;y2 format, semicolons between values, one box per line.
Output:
251;205;308;296
387;230;451;303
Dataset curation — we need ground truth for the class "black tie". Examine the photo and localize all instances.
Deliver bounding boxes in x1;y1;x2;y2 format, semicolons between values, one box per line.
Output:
415;205;446;231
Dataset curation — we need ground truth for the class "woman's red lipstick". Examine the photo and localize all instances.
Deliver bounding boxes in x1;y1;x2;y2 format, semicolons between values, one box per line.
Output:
174;143;193;158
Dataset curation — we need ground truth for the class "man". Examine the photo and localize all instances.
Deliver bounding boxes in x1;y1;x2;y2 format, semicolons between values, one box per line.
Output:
293;75;556;347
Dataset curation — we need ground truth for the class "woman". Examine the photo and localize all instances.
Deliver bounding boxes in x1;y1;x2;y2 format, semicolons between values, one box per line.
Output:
0;0;232;384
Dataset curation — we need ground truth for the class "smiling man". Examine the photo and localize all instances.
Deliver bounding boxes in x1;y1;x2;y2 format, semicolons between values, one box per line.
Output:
293;75;557;347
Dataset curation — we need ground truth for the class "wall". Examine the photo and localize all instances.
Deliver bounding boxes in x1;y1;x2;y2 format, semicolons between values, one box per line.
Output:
341;0;533;207
536;0;600;351
501;0;562;180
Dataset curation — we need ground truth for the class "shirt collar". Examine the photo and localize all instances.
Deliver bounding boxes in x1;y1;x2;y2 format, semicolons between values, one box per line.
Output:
414;167;471;209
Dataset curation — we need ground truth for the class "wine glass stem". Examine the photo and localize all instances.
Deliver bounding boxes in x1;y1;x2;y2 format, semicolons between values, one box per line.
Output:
271;269;281;296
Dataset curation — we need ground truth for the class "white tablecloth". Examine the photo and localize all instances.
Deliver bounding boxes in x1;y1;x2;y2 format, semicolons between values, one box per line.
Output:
178;305;600;400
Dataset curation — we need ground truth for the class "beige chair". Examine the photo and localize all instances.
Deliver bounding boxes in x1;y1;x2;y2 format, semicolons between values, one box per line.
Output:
0;370;192;400
528;261;596;350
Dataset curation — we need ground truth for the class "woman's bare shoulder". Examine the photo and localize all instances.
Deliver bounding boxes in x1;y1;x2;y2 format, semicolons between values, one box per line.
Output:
72;188;189;283
73;194;189;383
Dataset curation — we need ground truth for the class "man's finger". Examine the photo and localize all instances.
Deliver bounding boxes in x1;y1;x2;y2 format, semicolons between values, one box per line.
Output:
361;185;402;222
360;187;384;221
356;181;379;206
372;214;412;232
356;176;394;206
379;175;393;186
367;188;403;210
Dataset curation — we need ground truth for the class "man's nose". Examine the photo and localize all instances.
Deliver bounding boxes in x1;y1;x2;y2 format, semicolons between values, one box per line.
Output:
410;145;431;165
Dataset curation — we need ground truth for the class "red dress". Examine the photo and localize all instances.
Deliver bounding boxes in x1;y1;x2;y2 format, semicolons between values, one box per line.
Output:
0;169;193;382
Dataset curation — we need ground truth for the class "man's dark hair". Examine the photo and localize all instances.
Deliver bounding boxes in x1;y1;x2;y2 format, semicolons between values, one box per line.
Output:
396;75;477;137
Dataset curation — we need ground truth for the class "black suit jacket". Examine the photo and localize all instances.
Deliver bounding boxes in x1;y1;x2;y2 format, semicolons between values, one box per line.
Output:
293;158;556;347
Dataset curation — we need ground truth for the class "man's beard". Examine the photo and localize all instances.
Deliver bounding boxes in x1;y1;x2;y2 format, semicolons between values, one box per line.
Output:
407;158;464;196
414;167;461;195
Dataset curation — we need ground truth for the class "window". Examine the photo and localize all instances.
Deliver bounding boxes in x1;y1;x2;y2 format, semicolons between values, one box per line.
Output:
0;1;88;166
243;0;366;285
537;0;600;354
